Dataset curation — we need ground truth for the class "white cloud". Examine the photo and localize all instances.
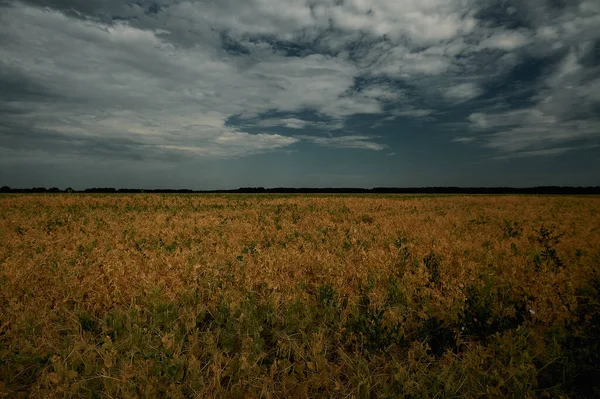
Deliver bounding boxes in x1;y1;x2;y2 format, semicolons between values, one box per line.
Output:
452;137;475;143
359;84;405;101
370;107;434;128
362;43;454;78
257;118;310;129
256;118;344;130
468;109;557;131
443;83;483;102
297;135;387;151
490;147;578;160
158;131;299;157
479;31;531;51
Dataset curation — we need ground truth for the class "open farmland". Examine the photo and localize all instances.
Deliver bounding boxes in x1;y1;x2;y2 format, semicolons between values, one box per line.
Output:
1;194;599;398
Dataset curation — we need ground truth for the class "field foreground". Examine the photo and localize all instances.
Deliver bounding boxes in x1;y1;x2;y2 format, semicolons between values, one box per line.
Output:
1;194;599;398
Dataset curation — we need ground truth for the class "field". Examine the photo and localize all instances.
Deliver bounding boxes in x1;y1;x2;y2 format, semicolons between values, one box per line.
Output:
1;194;599;398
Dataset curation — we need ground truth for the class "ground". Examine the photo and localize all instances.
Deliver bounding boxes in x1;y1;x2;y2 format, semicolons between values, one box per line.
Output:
1;194;599;398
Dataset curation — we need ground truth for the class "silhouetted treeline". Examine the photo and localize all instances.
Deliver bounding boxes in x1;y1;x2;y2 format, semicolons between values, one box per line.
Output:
1;185;600;194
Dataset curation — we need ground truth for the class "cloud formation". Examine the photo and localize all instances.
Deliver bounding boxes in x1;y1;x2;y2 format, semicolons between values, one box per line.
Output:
297;135;387;151
0;0;599;170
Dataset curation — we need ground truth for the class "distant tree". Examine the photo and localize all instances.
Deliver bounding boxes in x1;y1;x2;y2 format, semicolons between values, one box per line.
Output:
0;186;10;193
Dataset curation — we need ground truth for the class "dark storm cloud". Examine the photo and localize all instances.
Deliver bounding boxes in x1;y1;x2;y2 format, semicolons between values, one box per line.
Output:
0;120;160;161
0;63;63;103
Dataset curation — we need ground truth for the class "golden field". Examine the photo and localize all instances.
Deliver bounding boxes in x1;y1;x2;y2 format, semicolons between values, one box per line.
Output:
1;194;599;398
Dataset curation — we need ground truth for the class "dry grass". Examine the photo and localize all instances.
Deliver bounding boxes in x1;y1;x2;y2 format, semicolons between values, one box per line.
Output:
1;194;599;398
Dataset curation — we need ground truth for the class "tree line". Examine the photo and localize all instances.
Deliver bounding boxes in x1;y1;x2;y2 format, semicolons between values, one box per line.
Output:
1;186;600;194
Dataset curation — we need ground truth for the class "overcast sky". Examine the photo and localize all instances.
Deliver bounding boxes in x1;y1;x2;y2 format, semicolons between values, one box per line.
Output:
1;0;599;189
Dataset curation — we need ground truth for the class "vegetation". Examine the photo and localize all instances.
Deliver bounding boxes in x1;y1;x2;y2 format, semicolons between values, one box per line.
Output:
2;185;600;194
1;194;599;398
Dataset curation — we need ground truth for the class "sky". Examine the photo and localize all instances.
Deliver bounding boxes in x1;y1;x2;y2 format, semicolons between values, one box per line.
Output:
0;0;599;189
